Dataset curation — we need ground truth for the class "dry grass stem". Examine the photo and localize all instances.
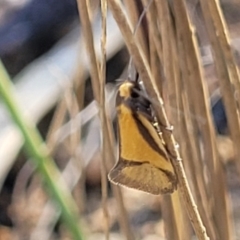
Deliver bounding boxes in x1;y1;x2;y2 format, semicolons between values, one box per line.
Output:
46;99;68;153
174;0;232;238
199;0;240;178
100;0;110;239
108;0;209;239
77;0;134;239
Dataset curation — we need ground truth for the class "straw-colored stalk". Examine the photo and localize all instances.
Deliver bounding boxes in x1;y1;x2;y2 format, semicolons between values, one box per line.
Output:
76;0;135;239
108;0;209;239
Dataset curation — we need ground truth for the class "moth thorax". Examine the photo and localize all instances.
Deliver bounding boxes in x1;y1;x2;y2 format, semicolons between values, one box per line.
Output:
119;82;134;98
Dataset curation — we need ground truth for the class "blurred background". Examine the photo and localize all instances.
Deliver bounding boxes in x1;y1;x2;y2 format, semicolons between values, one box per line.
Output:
0;0;240;239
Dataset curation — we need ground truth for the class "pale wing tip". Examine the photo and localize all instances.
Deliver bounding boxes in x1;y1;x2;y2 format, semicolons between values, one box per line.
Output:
108;168;177;195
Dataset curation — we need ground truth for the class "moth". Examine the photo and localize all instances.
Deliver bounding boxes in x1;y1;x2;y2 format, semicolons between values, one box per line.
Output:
108;79;177;195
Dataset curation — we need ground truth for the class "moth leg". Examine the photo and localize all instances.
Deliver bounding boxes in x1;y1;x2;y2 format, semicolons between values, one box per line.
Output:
164;142;182;163
165;125;174;131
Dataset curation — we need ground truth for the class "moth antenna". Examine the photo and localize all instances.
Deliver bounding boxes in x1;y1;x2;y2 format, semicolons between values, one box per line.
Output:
135;72;139;83
133;0;153;36
127;0;154;81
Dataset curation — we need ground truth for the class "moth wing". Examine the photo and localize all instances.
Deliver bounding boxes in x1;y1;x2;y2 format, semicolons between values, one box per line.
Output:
109;88;177;194
108;160;176;195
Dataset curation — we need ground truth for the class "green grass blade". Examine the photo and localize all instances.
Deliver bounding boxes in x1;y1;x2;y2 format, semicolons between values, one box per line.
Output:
0;61;84;240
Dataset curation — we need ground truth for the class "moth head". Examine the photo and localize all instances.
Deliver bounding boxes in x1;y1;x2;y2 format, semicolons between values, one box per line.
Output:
118;81;133;98
118;80;143;98
117;80;153;120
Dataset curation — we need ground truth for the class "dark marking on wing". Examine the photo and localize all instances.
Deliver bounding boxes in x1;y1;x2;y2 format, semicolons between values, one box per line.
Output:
109;159;177;195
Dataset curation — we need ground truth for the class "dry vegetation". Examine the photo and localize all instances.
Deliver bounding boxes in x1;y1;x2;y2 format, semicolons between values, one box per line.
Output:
1;0;240;239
